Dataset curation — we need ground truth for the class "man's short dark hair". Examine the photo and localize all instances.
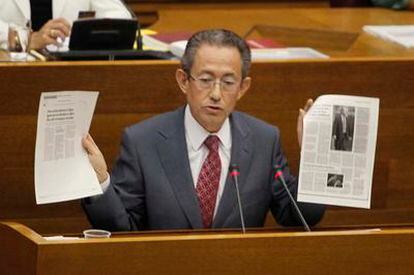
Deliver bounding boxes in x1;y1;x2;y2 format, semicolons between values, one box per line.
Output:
181;29;251;79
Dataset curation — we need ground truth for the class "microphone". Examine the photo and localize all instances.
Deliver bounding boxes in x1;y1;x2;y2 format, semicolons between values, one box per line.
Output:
273;165;311;232
229;164;246;234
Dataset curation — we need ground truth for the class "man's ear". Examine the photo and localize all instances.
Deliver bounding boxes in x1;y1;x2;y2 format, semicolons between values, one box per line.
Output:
237;77;251;100
176;69;190;95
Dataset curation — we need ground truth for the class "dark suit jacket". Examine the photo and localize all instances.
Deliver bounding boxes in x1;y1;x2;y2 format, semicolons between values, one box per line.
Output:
332;114;354;138
83;107;325;231
332;113;355;150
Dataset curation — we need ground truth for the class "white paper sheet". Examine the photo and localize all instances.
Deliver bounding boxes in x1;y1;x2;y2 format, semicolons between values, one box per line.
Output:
35;91;102;204
297;95;379;209
363;25;414;48
43;235;81;241
250;48;329;60
169;40;329;60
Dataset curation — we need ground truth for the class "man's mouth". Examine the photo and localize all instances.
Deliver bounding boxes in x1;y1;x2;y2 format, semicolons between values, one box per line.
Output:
205;105;222;113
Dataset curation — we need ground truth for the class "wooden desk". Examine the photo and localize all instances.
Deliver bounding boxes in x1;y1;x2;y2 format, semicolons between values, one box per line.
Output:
1;222;413;274
148;7;414;57
1;7;414;62
0;58;413;233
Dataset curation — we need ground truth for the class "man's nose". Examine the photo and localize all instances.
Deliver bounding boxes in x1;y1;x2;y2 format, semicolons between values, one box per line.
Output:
209;80;222;101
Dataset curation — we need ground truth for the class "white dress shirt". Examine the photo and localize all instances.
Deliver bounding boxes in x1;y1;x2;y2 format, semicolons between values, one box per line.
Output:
341;114;347;134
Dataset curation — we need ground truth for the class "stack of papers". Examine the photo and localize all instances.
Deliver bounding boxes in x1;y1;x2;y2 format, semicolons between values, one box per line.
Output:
363;25;414;48
143;30;329;60
251;48;329;60
169;40;328;60
142;31;192;51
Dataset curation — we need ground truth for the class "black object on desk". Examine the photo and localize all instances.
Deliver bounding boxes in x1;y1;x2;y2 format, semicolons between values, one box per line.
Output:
69;18;138;50
40;49;175;61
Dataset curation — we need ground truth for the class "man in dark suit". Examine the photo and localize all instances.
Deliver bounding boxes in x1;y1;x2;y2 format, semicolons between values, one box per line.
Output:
332;107;354;151
82;29;325;231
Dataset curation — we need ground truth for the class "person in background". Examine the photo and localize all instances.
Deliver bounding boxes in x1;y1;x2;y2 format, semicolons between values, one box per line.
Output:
0;0;132;50
371;0;414;9
81;29;325;232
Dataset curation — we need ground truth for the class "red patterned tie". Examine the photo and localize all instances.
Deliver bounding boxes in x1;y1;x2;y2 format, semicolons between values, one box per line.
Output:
196;135;221;228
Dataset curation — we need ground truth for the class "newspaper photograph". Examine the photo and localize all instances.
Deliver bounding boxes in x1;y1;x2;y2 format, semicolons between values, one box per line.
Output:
297;94;379;208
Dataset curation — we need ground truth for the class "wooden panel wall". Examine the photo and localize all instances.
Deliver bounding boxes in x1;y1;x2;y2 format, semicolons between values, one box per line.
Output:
0;58;412;233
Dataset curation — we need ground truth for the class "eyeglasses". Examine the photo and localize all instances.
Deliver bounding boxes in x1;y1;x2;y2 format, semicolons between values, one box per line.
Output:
188;73;241;93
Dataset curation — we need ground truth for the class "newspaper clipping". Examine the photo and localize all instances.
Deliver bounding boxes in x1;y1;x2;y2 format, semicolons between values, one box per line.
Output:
35;91;102;204
297;95;379;208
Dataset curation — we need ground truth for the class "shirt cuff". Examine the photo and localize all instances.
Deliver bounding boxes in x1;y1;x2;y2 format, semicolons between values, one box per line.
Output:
88;174;111;203
100;174;111;193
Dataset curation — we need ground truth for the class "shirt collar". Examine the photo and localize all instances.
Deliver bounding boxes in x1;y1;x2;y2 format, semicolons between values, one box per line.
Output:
184;105;231;151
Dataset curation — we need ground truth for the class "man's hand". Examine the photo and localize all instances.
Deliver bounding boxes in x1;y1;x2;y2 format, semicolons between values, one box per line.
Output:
297;98;314;148
82;134;109;184
29;18;71;49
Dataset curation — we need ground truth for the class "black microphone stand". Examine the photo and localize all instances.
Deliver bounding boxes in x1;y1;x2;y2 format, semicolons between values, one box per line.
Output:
230;164;246;234
274;165;311;232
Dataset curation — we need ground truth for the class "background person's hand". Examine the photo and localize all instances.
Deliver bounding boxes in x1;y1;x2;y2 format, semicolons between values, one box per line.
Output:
82;134;109;184
297;98;313;148
29;18;71;49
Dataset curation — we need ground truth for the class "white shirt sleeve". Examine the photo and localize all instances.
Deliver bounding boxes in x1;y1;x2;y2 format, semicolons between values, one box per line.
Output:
88;174;111;202
100;174;111;193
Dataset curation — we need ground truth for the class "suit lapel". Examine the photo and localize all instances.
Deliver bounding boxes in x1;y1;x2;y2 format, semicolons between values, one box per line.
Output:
14;0;30;19
156;108;203;228
213;113;253;227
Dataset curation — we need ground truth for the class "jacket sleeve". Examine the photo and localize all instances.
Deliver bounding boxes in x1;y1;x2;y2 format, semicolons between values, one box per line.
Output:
269;128;325;227
0;20;8;50
82;127;146;231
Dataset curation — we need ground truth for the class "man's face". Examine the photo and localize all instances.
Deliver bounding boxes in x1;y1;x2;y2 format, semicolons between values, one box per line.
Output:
176;44;251;132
